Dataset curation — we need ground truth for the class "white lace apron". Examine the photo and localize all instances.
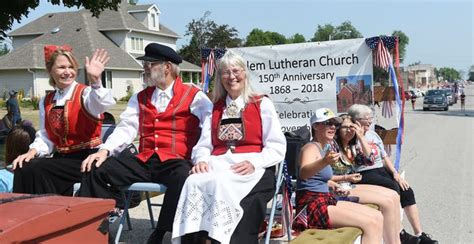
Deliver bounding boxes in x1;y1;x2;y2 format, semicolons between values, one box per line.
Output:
171;152;265;244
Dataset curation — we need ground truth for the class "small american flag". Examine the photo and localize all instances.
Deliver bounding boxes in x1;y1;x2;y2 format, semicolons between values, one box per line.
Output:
294;205;308;228
281;161;294;231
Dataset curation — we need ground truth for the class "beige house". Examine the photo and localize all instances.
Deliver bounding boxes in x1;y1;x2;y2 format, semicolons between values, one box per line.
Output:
403;64;436;89
0;2;201;100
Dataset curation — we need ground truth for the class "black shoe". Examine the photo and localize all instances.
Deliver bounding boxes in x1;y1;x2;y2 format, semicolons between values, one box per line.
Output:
419;232;438;244
400;229;421;244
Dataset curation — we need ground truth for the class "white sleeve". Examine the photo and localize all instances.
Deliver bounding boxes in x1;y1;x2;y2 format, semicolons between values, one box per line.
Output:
100;94;140;156
191;108;213;165
249;97;287;169
29;97;55;156
189;91;213;128
82;85;116;118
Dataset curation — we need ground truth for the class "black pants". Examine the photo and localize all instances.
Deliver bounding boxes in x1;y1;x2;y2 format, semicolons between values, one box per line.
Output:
13;149;97;195
181;167;276;244
79;153;192;234
357;167;416;208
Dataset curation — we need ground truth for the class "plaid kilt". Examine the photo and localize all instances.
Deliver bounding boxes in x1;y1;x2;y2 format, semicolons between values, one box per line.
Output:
292;190;337;231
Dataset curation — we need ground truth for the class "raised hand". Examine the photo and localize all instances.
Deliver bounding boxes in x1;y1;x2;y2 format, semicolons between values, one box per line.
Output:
85;49;110;85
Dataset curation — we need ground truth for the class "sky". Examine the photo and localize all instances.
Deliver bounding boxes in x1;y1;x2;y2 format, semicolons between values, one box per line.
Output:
8;0;474;77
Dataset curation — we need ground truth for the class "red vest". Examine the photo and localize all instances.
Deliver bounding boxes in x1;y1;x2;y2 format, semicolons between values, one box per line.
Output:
136;78;201;163
211;96;263;155
44;83;103;153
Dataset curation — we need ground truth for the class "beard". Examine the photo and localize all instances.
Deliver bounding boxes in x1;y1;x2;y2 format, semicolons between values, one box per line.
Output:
143;66;165;87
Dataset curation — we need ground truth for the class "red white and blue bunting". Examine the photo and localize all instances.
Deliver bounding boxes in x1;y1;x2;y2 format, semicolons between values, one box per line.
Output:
365;36;405;170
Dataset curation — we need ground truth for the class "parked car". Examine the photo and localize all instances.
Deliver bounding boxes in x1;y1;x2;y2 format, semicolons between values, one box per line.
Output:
423;90;449;111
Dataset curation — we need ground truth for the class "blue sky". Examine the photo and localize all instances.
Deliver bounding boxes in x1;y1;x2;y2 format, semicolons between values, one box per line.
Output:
9;0;473;77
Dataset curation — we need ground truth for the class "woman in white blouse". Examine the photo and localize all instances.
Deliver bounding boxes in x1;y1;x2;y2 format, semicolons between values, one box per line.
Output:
172;50;286;244
12;45;115;196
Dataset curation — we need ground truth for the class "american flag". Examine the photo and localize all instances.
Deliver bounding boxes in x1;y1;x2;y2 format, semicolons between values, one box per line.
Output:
294;205;308;229
374;39;391;70
207;49;215;77
281;161;294;231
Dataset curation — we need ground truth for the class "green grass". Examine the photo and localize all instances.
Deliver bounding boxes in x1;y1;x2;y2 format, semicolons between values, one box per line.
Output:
20;102;128;129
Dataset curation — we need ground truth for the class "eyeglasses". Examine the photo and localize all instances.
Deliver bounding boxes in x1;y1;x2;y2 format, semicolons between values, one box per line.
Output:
318;120;339;127
142;61;165;68
357;117;373;122
221;69;243;78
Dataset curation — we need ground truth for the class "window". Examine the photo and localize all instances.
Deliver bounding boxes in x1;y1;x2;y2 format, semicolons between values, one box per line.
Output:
130;37;143;51
101;71;112;88
151;14;156;28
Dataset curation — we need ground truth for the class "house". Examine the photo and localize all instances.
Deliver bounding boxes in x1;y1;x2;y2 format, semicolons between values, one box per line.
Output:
403;64;436;89
0;1;201;100
337;78;372;112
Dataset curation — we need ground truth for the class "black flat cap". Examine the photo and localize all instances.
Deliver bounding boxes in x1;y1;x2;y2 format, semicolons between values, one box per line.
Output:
136;43;182;64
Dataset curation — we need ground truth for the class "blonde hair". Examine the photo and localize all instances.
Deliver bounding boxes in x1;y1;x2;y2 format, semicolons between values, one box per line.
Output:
45;49;79;87
212;50;259;103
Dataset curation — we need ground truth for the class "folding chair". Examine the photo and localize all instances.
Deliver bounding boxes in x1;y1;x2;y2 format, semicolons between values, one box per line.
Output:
264;160;292;244
73;182;167;244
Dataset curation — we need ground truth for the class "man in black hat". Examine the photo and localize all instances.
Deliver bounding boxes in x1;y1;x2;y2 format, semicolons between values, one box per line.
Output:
79;43;212;243
6;90;22;127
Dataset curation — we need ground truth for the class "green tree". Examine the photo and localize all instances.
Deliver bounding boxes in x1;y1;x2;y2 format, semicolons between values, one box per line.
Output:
392;30;409;64
288;33;306;43
311;21;362;42
438;67;461;82
0;0;121;39
244;28;287;46
0;43;9;56
179;11;241;65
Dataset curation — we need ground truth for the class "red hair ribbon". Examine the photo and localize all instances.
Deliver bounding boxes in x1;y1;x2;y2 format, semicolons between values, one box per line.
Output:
44;45;73;64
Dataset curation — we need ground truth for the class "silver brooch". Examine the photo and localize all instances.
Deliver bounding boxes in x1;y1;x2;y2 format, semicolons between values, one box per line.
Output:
226;101;241;118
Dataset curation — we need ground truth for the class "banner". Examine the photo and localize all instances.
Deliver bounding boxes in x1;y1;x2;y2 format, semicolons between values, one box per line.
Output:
232;38;373;132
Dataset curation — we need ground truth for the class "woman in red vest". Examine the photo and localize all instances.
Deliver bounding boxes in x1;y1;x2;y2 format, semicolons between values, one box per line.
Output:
172;50;287;244
12;45;115;196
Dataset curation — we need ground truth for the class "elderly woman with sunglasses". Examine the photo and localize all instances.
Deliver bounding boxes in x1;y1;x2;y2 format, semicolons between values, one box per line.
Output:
292;107;383;244
331;114;402;244
347;104;437;244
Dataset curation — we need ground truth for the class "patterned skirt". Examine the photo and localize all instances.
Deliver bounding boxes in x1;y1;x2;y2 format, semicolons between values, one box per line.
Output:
292;190;337;232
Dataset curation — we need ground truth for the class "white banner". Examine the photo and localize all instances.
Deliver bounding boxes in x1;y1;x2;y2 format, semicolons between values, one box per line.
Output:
231;38;373;132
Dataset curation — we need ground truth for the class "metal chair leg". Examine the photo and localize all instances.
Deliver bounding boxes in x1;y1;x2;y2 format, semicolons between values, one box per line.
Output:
145;191;156;229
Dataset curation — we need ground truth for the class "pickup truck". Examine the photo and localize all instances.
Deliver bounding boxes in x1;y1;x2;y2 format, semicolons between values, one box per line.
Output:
423;90;449;111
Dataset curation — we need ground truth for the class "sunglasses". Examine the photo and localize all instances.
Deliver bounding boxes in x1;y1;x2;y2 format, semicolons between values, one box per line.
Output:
318;120;340;127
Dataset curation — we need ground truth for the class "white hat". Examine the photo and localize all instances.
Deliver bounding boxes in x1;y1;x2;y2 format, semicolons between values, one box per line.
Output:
310;108;342;125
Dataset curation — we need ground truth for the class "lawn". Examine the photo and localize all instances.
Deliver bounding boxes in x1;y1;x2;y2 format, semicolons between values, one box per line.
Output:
19;101;128;129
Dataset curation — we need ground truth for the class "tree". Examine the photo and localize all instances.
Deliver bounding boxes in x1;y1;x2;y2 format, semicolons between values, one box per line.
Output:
178;11;241;65
0;43;9;56
311;21;362;42
288;33;306;43
392;30;409;64
244;28;287;46
437;67;461;82
469;65;474;81
0;0;122;39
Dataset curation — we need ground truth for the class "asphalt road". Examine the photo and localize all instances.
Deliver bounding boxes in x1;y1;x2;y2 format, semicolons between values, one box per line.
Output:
112;84;474;244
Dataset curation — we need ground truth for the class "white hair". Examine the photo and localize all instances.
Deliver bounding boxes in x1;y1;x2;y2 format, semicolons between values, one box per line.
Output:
347;104;372;119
